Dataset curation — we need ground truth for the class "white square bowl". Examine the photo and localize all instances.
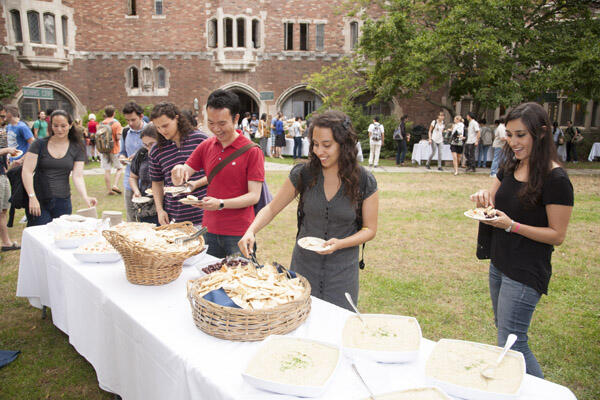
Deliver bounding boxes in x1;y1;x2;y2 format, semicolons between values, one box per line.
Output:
341;314;422;363
425;338;525;400
242;335;341;398
73;252;122;263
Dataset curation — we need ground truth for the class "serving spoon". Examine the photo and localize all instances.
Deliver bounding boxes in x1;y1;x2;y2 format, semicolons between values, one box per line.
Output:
351;363;377;400
345;292;366;325
481;334;518;380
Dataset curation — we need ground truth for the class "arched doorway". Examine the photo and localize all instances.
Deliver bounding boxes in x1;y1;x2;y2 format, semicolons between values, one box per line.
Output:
277;85;323;119
232;89;259;118
19;90;74;121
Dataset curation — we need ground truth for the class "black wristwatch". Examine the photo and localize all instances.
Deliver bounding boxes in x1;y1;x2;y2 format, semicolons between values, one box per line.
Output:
218;199;225;210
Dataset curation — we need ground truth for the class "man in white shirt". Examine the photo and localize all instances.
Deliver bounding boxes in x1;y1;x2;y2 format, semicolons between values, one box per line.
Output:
368;117;385;167
465;111;480;172
490;118;506;177
241;112;251;139
426;111;445;171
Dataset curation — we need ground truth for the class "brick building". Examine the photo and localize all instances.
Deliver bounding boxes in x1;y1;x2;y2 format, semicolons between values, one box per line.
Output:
1;0;598;130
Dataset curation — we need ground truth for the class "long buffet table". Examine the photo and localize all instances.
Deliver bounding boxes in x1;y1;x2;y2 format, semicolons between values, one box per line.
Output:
412;142;494;165
266;137;364;161
16;225;577;400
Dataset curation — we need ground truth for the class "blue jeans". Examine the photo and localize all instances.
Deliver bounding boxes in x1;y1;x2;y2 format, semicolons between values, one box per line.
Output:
489;263;544;378
490;147;503;176
204;232;244;259
26;197;72;227
293;137;303;159
477;145;491;167
395;139;407;164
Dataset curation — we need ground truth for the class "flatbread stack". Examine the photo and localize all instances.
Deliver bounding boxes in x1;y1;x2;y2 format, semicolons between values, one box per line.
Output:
108;222;202;253
77;239;117;254
55;228;98;241
188;263;305;310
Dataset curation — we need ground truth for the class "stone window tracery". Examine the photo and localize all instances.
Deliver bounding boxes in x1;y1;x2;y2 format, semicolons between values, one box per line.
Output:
27;11;41;43
44;13;56;45
10;10;23;43
61;16;68;46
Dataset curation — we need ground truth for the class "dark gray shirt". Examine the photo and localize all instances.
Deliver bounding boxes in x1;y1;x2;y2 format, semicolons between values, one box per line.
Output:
289;163;377;310
29;138;85;199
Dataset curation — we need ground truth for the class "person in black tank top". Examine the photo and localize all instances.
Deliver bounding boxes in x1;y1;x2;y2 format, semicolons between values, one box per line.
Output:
470;102;574;378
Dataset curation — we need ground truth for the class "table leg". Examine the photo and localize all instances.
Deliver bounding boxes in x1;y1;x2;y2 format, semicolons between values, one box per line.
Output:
41;306;47;319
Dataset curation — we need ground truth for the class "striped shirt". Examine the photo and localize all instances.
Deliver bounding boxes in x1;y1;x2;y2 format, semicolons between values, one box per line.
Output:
149;130;208;225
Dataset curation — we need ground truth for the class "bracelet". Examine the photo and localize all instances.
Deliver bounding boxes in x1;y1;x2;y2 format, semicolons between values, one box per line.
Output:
28;193;36;198
513;222;521;233
505;220;514;233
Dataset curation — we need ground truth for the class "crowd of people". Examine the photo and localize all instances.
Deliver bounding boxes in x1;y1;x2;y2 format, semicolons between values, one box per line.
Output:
0;94;576;379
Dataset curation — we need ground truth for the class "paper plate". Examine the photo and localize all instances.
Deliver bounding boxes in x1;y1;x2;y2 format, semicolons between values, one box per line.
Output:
13;150;23;157
179;198;203;205
145;188;153;196
73;252;121;263
163;186;187;195
464;209;499;221
132;196;152;204
297;236;331;252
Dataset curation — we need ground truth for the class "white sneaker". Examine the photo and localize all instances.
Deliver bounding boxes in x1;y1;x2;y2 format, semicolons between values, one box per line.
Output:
19;216;28;224
490;174;496;178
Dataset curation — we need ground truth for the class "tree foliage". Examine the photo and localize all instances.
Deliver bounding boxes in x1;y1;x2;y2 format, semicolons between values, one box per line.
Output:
0;66;19;101
350;0;600;114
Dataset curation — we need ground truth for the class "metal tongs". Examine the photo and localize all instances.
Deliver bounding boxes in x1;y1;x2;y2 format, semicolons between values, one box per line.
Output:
175;226;207;245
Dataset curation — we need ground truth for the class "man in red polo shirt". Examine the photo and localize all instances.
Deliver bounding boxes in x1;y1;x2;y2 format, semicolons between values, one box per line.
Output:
172;90;264;258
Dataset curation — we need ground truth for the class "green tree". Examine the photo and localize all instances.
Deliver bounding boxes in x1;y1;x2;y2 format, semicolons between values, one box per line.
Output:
0;67;19;101
351;0;600;115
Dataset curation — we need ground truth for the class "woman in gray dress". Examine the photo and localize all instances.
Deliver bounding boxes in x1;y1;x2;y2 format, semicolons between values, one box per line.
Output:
239;110;379;311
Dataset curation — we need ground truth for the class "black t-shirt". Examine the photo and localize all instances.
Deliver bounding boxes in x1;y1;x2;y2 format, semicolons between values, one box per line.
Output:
491;167;574;294
29;138;86;199
130;148;152;194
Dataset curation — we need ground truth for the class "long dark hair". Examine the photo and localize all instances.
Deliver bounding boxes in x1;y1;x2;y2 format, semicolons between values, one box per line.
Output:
150;102;194;148
49;110;84;148
302;110;360;205
501;102;559;208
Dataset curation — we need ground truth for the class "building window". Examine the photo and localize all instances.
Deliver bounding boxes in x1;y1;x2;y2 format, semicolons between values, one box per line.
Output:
236;18;245;47
127;0;137;16
128;66;139;88
299;23;309;51
155;0;163;15
224;18;233;47
252;19;260;49
574;102;586;126
10;10;23;43
284;22;293;50
156;67;166;88
27;11;41;43
560;101;572;126
208;18;218;48
350;21;359;49
43;13;56;45
315;23;324;51
61;16;68;46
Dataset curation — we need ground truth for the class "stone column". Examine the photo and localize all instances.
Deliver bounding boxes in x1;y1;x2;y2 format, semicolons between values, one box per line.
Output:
20;10;33;57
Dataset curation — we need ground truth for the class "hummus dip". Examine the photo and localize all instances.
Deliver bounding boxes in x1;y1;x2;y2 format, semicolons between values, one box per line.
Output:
363;388;448;400
343;315;420;351
245;337;339;387
425;339;523;394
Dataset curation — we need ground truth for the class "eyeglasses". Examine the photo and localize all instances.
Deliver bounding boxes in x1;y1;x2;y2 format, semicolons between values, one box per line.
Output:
0;114;6;119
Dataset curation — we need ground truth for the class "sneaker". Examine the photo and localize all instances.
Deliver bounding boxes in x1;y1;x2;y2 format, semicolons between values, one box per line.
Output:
425;164;431;170
19;216;27;224
454;171;458;176
437;167;443;171
490;174;496;178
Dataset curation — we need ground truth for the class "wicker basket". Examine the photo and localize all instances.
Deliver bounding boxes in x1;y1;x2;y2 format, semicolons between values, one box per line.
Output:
187;273;312;341
103;222;204;286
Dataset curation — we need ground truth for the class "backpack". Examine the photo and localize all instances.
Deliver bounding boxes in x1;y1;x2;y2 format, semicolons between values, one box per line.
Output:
371;123;382;142
95;120;116;153
481;126;493;146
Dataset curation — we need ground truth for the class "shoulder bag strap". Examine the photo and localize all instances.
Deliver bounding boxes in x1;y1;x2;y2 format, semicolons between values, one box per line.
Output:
207;142;258;184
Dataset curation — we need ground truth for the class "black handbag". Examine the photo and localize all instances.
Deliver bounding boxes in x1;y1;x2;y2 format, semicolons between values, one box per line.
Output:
476;222;493;260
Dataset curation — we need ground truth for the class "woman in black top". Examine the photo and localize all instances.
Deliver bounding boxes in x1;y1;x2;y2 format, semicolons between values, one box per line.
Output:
129;123;158;224
22;110;97;226
470;102;573;378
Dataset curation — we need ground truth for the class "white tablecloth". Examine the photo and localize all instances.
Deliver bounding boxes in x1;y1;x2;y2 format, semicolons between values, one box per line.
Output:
588;142;600;161
266;138;364;161
411;142;494;164
16;226;577;400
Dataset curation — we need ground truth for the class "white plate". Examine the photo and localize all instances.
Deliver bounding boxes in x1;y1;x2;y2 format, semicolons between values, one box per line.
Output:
145;188;153;196
55;235;100;249
362;387;451;400
13;150;23;157
341;314;422;363
425;339;525;400
73;252;121;263
464;210;499;221
297;236;331;252
179;198;203;205
183;245;209;266
242;335;341;398
132;196;152;204
163;186;187;195
60;214;87;222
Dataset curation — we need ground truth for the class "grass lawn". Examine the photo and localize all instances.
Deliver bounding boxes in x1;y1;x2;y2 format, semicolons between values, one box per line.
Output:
0;171;598;399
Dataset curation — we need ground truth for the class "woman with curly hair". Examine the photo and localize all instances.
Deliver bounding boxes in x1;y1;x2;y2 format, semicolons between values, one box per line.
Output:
149;102;208;226
239;110;379;310
470;102;573;378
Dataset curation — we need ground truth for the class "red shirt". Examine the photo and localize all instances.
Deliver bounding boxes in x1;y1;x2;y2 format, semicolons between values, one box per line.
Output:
186;134;265;236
